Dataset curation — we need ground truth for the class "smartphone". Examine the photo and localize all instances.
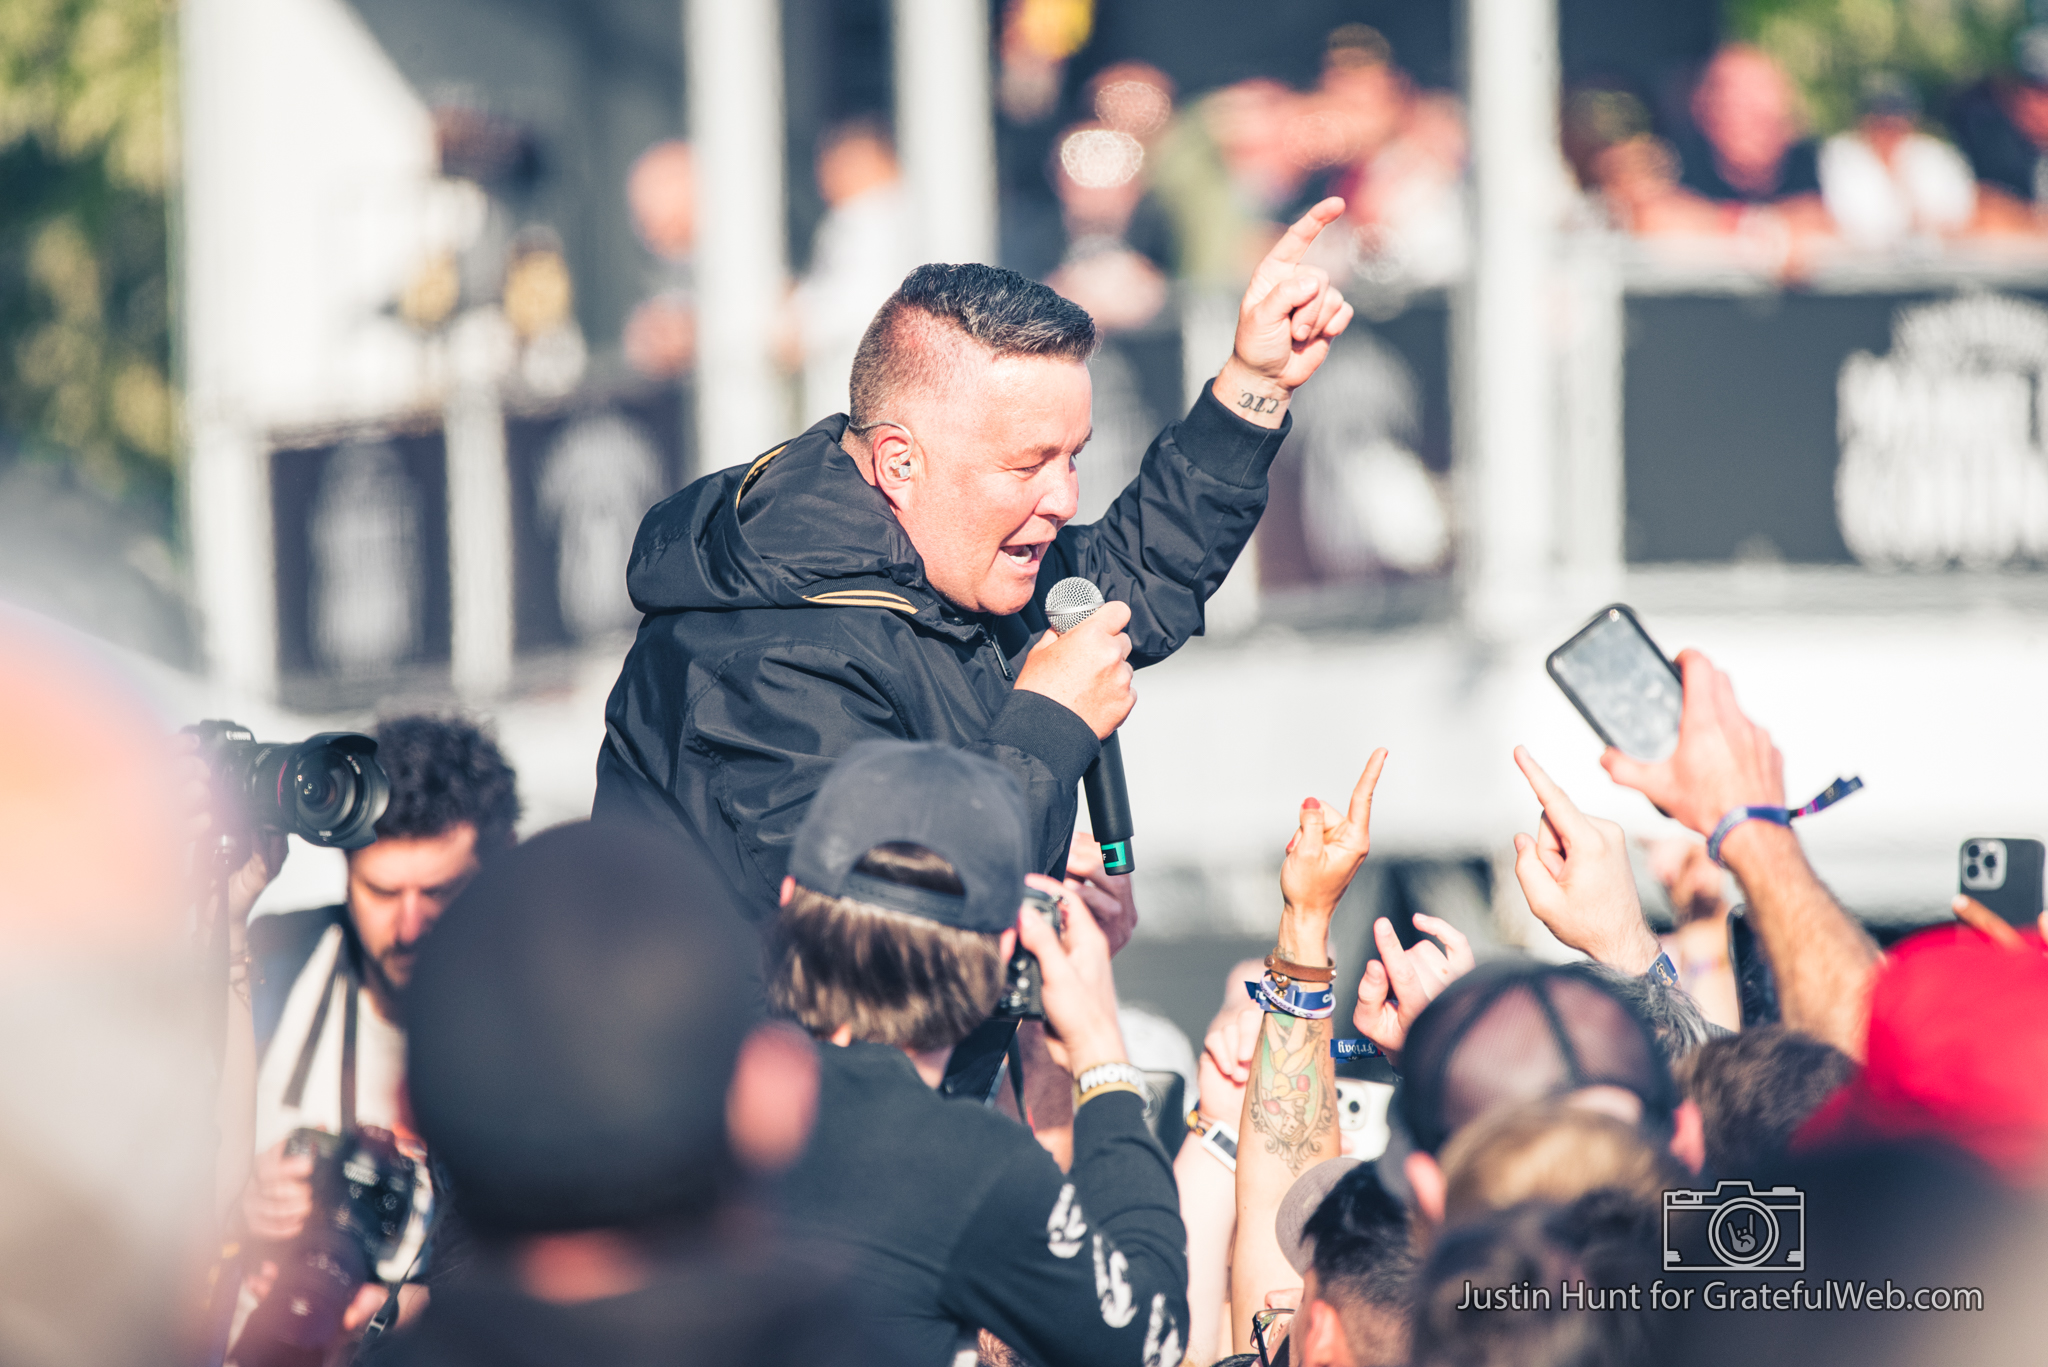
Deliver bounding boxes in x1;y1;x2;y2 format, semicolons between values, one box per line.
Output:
1547;605;1684;762
1727;905;1780;1029
995;887;1065;1020
1960;838;2046;928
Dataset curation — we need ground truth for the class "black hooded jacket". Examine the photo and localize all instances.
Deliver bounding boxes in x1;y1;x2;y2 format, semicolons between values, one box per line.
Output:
593;384;1289;910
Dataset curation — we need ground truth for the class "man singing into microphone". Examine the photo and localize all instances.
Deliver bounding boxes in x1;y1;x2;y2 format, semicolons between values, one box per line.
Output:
595;199;1355;909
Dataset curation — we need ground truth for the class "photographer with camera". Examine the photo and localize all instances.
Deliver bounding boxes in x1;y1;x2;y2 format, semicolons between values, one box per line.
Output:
221;717;520;1363
767;741;1187;1367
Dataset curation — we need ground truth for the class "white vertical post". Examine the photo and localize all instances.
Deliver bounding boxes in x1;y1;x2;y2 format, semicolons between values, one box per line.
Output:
1456;0;1562;635
686;0;789;471
893;0;997;264
181;0;277;698
445;386;514;699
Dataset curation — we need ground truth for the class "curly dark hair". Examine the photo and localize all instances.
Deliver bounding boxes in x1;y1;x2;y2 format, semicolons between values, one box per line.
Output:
370;715;521;854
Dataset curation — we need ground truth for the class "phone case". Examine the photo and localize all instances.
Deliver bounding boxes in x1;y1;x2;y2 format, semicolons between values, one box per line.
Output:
1546;603;1684;760
1959;837;2046;928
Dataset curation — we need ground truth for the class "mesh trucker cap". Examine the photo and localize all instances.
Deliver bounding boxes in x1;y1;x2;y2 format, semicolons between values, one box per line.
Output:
1396;960;1680;1157
787;740;1031;934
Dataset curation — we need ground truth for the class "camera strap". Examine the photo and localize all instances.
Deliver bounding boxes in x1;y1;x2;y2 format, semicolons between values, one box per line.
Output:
1007;1031;1027;1121
280;946;361;1132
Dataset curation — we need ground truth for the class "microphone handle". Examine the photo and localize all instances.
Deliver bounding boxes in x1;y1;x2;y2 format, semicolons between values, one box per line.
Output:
1082;732;1135;875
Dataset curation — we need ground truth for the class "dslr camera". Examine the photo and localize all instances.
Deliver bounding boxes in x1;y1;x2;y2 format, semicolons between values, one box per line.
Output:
188;721;390;849
1662;1180;1805;1272
994;886;1065;1020
234;1127;417;1367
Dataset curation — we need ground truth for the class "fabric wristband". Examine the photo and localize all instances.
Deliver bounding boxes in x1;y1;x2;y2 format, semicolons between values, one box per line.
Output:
1332;1037;1381;1059
1076;1081;1143;1109
1247;975;1336;1019
1706;775;1864;867
1645;952;1680;988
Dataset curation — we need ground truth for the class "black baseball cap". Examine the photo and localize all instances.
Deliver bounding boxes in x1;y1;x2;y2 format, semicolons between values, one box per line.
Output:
787;740;1030;934
406;820;757;1234
1396;960;1679;1157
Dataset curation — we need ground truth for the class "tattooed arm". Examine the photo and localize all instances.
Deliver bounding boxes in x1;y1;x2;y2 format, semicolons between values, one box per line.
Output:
1230;753;1387;1353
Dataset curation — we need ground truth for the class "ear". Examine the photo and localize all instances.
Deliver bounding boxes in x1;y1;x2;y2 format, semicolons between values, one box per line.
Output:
1301;1298;1357;1367
779;875;795;907
1406;1150;1446;1227
867;425;917;505
726;1022;819;1174
1670;1097;1706;1175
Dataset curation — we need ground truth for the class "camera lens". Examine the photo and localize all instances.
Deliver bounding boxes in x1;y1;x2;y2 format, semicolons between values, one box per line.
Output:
1986;852;1999;870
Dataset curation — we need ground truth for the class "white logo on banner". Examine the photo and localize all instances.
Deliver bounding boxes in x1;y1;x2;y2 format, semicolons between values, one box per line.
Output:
1836;292;2048;567
538;413;662;638
312;441;420;673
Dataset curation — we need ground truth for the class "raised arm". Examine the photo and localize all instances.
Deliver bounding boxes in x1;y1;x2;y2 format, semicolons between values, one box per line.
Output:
1232;751;1384;1352
1601;650;1879;1057
1040;199;1356;664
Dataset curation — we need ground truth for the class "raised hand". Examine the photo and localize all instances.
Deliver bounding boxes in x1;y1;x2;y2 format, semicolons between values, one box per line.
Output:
1352;913;1474;1060
1213;197;1355;425
1601;649;1786;838
1279;748;1388;920
1511;746;1662;974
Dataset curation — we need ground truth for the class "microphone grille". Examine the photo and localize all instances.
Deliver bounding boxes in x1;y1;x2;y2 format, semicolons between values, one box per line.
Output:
1044;577;1105;633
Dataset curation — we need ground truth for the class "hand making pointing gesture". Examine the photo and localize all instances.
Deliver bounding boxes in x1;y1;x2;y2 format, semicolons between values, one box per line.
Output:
1213;196;1356;427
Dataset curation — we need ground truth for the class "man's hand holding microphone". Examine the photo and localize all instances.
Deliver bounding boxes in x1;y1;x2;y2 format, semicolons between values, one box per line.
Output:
1014;594;1134;740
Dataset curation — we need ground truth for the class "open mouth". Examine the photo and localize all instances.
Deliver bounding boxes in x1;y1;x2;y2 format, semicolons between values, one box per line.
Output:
1001;542;1047;569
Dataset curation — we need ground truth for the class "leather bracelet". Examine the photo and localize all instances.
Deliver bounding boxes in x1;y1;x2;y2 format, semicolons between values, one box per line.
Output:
1265;952;1335;984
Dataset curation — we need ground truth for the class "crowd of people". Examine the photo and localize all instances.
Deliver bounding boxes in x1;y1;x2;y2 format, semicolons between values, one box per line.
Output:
6;152;2047;1367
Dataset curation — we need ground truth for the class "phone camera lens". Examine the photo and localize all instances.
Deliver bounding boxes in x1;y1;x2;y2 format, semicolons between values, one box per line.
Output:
1967;843;1981;857
1987;853;1999;870
1967;863;1981;878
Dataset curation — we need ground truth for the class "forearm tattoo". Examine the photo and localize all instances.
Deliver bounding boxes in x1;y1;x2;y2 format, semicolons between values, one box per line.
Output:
1248;1010;1337;1177
1236;391;1282;415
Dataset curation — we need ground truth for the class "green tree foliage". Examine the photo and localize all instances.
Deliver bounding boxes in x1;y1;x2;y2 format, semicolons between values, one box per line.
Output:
0;0;176;535
1727;0;2030;134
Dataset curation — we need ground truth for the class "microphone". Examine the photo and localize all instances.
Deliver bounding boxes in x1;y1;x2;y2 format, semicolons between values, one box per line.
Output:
1043;577;1135;875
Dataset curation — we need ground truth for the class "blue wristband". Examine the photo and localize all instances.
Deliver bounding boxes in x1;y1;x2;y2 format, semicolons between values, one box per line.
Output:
1332;1038;1380;1059
1247;977;1336;1019
1706;775;1865;868
1706;806;1789;866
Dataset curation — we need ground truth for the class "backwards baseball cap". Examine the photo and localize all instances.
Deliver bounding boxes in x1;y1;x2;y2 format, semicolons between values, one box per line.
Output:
1797;924;2048;1183
1397;961;1680;1158
788;740;1031;934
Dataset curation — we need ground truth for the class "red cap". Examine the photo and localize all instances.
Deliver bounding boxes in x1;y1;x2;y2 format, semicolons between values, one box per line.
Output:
1796;924;2048;1183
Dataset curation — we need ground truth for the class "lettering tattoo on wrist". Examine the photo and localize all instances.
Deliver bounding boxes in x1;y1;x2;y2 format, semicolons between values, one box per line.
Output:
1236;391;1282;415
1248;1010;1337;1177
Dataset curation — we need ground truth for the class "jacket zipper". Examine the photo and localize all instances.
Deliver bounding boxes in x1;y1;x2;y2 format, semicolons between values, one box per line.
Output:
980;623;1013;681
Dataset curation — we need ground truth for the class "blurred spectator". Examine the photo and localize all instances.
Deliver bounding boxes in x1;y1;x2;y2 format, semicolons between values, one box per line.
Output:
230;717;521;1359
1436;1099;1681;1229
1675;1025;1855;1178
622;140;696;378
1381;959;1705;1233
0;610;214;1367
1563;88;1724;237
1410;1192;1662;1367
1951;26;2048;233
1150;78;1308;286
1641;836;1739;1032
1820;74;1976;249
381;821;866;1366
1180;961;1263;1365
1795;920;2048;1185
1676;46;1829;226
788;118;915;424
1265;1159;1417;1367
1045;122;1172;331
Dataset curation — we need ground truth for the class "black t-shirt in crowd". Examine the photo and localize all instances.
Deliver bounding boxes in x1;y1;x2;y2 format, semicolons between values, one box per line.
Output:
1674;132;1824;204
779;1040;1189;1367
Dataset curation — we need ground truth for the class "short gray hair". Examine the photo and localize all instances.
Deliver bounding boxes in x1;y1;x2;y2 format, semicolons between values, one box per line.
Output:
848;263;1097;427
1588;964;1719;1067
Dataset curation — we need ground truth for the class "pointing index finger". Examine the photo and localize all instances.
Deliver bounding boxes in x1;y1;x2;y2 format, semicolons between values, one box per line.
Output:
1260;197;1345;273
1513;746;1590;843
1346;748;1389;831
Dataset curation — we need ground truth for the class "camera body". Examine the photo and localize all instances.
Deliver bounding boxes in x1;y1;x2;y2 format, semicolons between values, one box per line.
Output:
234;1127;416;1366
1663;1180;1805;1272
188;720;390;849
994;887;1065;1020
